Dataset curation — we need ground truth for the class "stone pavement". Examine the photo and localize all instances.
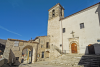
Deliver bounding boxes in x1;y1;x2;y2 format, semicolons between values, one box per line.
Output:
19;63;83;67
19;63;68;67
1;63;83;67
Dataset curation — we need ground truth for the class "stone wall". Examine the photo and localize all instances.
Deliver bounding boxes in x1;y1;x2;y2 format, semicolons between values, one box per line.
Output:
48;3;64;51
0;58;4;67
35;36;50;61
48;4;64;20
3;39;38;65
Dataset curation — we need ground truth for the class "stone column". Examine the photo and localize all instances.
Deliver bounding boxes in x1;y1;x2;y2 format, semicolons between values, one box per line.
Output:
32;48;36;63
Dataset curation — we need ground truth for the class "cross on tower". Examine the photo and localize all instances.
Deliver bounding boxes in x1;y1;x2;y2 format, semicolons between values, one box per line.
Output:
31;37;32;42
70;31;75;38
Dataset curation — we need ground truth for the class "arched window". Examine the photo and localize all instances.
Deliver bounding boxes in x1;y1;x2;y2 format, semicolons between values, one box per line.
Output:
41;52;44;58
46;42;49;48
60;9;62;16
52;10;55;17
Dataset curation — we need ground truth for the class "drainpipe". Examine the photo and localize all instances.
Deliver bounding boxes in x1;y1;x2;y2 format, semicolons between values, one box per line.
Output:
61;19;63;54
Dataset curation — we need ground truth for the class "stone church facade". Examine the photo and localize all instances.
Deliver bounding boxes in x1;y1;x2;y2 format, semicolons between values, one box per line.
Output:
47;3;100;55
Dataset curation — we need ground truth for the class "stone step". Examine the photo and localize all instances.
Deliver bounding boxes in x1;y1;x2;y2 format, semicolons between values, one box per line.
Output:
36;54;84;67
35;61;84;67
79;55;100;67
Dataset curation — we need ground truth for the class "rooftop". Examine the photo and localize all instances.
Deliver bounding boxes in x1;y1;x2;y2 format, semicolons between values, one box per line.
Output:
48;3;65;11
60;2;100;21
8;38;38;43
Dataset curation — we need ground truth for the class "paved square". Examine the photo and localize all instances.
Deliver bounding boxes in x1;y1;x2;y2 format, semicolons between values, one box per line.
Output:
19;64;68;67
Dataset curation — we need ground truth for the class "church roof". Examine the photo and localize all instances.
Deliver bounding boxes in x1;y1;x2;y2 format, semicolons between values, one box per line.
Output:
60;2;100;21
48;3;65;11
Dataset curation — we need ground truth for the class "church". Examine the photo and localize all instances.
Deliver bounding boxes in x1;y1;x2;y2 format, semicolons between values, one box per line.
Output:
1;2;100;67
47;2;100;55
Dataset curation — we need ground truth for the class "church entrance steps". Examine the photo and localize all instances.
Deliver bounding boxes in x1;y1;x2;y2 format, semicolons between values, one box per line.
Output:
35;54;84;67
35;54;100;67
51;54;82;65
79;55;100;67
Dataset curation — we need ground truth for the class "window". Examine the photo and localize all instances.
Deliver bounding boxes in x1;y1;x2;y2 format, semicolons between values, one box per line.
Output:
60;9;62;16
63;28;65;33
52;10;55;17
16;57;19;60
37;54;40;57
60;44;62;47
40;41;44;44
41;52;44;58
46;51;49;58
80;23;84;29
41;45;43;48
46;42;49;48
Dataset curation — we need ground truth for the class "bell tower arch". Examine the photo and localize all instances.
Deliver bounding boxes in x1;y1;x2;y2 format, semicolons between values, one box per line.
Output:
48;3;64;20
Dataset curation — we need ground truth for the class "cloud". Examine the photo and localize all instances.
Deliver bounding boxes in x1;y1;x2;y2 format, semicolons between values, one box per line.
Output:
0;25;22;36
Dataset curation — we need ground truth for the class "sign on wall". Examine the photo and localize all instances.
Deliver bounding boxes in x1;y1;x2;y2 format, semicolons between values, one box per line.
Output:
97;39;100;42
14;41;19;46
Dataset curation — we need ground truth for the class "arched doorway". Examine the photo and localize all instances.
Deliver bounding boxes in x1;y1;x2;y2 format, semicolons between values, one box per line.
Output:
22;45;33;64
71;43;77;53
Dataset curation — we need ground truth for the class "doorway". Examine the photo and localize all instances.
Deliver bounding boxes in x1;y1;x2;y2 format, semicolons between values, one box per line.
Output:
71;43;77;53
88;44;95;54
41;52;44;58
22;45;33;64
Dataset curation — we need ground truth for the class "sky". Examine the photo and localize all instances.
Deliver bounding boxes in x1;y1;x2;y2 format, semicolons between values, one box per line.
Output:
0;0;100;41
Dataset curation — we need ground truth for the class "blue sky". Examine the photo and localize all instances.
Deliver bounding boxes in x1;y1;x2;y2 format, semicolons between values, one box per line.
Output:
0;0;100;41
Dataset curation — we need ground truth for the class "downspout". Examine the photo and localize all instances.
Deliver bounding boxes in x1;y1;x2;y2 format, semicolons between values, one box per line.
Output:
61;19;63;54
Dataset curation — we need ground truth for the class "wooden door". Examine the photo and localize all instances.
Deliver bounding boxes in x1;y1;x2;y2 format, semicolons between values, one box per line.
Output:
88;44;95;54
71;43;77;53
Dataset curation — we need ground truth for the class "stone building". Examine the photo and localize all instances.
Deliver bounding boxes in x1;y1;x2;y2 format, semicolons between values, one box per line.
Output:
33;36;50;61
3;38;38;65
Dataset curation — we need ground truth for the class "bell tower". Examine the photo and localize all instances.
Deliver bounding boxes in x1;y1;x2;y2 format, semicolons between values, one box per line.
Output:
47;3;65;50
48;3;64;20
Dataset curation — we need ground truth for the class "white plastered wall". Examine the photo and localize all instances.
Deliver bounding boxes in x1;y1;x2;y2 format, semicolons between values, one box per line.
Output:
60;4;100;54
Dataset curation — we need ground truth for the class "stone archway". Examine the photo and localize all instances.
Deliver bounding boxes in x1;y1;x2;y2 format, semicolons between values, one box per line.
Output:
22;45;33;64
71;43;77;53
